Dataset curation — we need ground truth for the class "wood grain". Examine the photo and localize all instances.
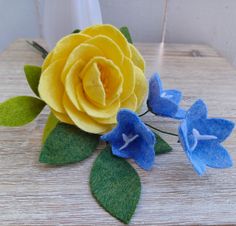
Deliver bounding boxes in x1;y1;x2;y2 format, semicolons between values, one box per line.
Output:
0;40;236;225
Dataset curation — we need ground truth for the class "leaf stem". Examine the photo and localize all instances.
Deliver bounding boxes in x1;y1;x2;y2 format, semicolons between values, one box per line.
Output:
145;123;179;137
139;109;149;117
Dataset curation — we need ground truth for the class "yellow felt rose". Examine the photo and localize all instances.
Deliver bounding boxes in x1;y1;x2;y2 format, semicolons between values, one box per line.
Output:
38;24;147;134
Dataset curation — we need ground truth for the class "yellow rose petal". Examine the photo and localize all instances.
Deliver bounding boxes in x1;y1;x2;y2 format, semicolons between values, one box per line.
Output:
134;66;148;109
85;35;124;66
43;34;90;71
76;82;120;119
81;24;131;58
120;57;135;101
82;61;106;106
81;56;123;106
52;109;74;125
42;51;54;72
94;115;117;125
61;43;103;83
130;44;145;72
63;94;109;134
121;93;137;111
65;59;85;111
38;59;66;113
53;33;90;61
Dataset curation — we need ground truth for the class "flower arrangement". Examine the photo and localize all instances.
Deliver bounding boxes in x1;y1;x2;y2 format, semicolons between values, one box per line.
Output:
0;24;234;224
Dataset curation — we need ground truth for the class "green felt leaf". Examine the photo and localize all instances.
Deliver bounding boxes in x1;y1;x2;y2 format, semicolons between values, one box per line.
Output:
24;65;41;97
90;146;141;224
26;41;48;59
154;132;172;155
42;112;59;143
72;29;81;33
39;123;100;165
120;26;133;44
0;96;45;127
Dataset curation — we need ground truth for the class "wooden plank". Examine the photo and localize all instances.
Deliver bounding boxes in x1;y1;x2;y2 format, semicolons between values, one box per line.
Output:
0;39;236;225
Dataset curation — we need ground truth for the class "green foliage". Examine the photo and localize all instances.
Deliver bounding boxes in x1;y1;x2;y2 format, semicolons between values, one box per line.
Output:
90;146;141;224
26;41;48;59
72;29;81;33
120;26;133;44
42;112;59;143
40;123;100;165
24;65;41;97
154;132;172;155
0;96;45;126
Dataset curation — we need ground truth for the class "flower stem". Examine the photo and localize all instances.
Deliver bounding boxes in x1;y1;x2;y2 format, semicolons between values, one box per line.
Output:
145;123;179;137
139;109;149;117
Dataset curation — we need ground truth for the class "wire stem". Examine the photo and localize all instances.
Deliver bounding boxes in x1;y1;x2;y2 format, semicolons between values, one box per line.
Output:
145;123;179;137
139;109;149;117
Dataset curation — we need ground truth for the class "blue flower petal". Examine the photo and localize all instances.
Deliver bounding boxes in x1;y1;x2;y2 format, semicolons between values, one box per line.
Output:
189;152;206;176
101;109;156;170
179;99;234;176
194;141;233;169
147;73;162;110
186;99;207;122
163;89;182;104
149;98;178;118
179;122;206;176
148;73;163;96
148;73;185;119
173;108;186;119
203;118;234;143
111;146;133;159
101;126;124;150
133;143;155;170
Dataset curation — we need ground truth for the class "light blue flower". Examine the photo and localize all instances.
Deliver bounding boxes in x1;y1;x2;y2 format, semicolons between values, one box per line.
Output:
147;73;186;119
101;109;156;170
178;99;234;176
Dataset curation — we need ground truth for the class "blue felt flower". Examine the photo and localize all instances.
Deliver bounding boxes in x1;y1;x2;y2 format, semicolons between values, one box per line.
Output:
147;73;186;119
101;109;156;170
178;99;234;176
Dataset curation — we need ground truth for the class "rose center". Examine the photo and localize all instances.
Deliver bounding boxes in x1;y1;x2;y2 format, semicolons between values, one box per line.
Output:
98;63;110;96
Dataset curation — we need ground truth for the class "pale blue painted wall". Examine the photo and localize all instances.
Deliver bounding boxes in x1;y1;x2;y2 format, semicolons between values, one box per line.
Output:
1;0;236;67
0;0;40;52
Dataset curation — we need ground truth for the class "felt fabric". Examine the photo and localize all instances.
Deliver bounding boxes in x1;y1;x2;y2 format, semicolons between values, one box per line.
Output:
147;73;186;119
0;96;45;126
178;99;234;176
24;65;41;97
39;59;65;113
90;146;141;224
120;26;133;44
80;24;131;58
134;65;148;109
129;44;145;72
72;29;81;33
39;24;147;134
42;111;58;143
101;109;156;170
27;41;48;59
39;123;99;165
154;132;172;155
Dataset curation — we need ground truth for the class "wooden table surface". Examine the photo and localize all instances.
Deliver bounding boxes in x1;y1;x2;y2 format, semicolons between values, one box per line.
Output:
0;40;236;225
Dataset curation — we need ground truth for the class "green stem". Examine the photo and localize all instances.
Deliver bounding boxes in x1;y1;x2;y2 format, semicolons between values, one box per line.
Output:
139;109;149;117
145;123;179;137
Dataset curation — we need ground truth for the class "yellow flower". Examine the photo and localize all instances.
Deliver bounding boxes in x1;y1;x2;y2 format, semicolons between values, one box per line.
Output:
38;24;147;134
